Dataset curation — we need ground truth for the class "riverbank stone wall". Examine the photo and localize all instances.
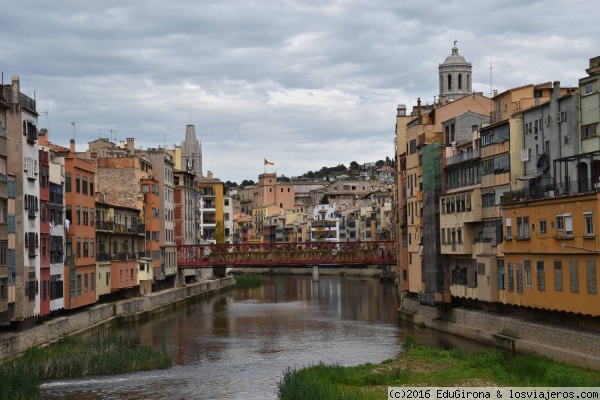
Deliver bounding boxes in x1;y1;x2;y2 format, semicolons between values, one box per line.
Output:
400;297;600;369
0;277;234;360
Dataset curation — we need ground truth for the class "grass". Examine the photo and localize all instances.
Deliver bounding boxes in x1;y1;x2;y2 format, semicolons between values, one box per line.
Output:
234;274;264;289
277;336;600;400
0;333;171;400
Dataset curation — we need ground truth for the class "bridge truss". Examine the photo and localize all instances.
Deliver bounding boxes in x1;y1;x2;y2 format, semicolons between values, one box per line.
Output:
177;241;397;268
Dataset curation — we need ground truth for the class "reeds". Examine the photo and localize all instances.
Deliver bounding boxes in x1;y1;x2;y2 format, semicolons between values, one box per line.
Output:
0;333;171;399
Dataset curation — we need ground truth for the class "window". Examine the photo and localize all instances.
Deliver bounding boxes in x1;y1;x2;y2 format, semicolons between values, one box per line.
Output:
581;124;597;139
586;260;597;294
409;139;416;154
556;215;564;231
82;176;88;195
554;260;563;292
506;218;512;239
75;174;80;193
83;207;88;225
569;260;579;293
84;273;88;293
507;263;514;292
497;259;505;290
539;220;547;234
524;260;532;288
584;83;593;95
585;212;594;235
565;214;573;236
516;263;523;293
536;261;545;291
77;274;82;294
482;192;495;208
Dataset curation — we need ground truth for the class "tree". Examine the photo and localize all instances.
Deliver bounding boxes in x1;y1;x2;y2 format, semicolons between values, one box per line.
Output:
215;220;225;244
349;161;360;170
240;179;255;187
320;194;328;204
375;160;385;167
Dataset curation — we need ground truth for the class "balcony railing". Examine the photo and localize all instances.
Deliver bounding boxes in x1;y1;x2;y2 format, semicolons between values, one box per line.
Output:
503;178;599;205
96;221;141;234
446;148;480;166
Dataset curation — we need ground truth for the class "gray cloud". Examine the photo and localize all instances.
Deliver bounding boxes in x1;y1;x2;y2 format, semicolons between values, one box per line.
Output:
2;0;598;182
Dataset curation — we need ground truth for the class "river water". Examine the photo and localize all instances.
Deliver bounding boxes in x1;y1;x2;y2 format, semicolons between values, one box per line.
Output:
40;275;482;400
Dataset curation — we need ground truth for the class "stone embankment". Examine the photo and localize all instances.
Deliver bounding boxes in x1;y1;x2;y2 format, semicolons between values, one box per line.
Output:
400;297;600;370
0;277;235;361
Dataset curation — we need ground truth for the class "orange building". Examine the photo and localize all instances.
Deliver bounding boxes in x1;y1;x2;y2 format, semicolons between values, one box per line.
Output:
140;177;161;287
503;191;600;317
57;140;97;309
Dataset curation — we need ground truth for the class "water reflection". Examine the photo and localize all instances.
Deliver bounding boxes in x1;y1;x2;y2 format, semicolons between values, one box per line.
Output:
40;276;482;400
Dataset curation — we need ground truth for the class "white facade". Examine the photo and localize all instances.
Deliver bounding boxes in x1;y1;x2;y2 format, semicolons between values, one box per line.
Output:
48;149;65;312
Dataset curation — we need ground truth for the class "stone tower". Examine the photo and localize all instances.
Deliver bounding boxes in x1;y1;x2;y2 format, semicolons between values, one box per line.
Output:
439;42;472;101
181;124;202;176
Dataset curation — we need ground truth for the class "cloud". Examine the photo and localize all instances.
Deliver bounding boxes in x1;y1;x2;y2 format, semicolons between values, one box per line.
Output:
1;0;598;182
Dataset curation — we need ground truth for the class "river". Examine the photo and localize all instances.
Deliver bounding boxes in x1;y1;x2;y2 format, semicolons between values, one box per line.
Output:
40;275;482;399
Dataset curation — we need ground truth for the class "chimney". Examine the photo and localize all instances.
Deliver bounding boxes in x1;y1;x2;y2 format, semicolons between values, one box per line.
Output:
493;90;498;97
11;75;19;100
553;80;561;101
417;98;422;124
207;171;213;179
397;104;407;117
70;139;75;153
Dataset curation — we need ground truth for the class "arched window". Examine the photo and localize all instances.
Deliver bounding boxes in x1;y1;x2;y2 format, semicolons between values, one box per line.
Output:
458;73;463;90
448;74;452;91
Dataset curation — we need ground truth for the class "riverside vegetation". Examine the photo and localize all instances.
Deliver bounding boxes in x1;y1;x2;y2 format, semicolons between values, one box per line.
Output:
277;337;600;400
234;274;264;289
0;333;171;399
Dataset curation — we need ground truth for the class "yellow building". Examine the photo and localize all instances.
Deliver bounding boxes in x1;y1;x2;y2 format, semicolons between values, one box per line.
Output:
503;192;600;316
197;172;224;243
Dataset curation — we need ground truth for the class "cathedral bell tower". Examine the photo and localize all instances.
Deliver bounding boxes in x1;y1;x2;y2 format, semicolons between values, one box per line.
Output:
439;42;472;101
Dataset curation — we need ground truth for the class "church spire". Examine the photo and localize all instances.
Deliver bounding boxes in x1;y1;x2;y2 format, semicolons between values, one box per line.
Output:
181;124;203;177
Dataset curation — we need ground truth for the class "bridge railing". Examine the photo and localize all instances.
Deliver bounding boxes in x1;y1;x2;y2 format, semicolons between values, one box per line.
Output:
177;241;397;268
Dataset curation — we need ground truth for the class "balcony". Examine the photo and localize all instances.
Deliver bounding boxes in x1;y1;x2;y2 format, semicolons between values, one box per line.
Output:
446;148;480;166
96;221;140;234
503;178;598;205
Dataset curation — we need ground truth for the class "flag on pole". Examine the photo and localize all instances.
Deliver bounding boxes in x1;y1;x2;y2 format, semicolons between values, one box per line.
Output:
264;158;275;166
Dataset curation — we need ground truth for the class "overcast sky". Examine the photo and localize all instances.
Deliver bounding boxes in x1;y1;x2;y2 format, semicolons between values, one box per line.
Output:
2;0;598;183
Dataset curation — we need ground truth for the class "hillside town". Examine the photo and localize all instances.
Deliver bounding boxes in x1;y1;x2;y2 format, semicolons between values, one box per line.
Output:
0;44;599;333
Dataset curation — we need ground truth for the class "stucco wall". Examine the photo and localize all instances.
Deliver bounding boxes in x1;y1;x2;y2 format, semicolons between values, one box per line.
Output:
0;277;234;360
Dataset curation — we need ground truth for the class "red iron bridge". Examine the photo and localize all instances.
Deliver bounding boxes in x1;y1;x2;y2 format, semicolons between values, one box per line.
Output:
177;241;397;268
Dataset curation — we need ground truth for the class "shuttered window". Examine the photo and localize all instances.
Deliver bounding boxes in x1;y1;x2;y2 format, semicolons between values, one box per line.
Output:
586;260;597;294
569;260;579;293
516;263;523;293
554;260;563;292
507;263;514;292
536;261;545;291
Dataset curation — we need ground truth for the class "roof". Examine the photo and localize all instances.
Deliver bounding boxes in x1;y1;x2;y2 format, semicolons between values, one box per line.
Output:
440;44;470;65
